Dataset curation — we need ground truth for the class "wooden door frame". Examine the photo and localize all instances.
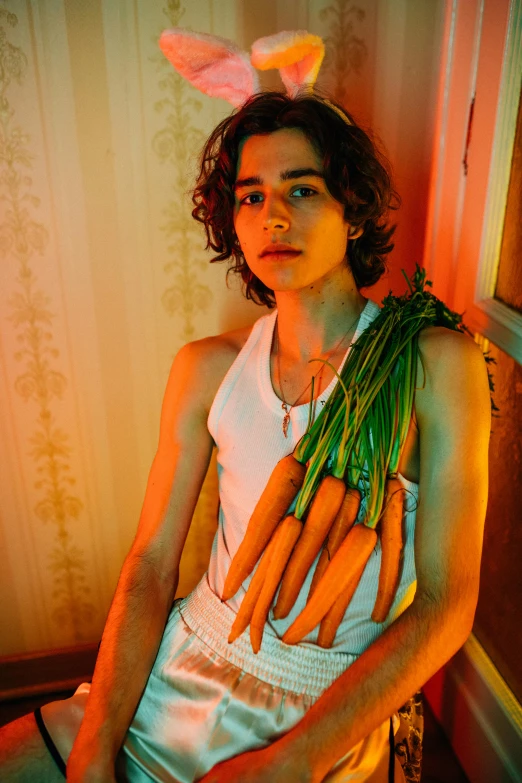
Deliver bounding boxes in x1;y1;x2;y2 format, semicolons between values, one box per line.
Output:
422;2;522;779
423;0;522;363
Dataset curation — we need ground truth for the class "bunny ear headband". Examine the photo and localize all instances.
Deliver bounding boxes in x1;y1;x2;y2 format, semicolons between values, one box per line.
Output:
158;28;330;109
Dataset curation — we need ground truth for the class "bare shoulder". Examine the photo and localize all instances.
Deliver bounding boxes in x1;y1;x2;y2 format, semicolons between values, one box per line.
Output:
415;325;491;432
156;320;257;457
175;322;256;415
416;325;488;384
417;324;484;362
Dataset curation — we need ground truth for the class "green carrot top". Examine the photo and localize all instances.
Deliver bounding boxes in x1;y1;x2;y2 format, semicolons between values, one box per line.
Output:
292;263;497;526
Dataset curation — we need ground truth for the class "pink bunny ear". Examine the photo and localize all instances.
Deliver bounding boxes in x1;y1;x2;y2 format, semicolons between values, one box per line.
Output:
251;31;325;98
159;28;260;108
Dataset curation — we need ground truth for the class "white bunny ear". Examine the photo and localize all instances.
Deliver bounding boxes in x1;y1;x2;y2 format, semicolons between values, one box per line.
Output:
159;28;260;108
251;31;325;98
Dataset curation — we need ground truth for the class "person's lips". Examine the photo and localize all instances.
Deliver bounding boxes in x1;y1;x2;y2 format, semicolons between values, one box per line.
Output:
260;244;302;258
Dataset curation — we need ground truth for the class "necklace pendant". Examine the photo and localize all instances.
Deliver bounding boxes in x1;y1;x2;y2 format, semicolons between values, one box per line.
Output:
281;403;290;438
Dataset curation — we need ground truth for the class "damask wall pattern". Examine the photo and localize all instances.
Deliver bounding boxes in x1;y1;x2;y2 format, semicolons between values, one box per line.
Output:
0;0;445;655
0;4;99;651
151;1;212;343
316;0;369;107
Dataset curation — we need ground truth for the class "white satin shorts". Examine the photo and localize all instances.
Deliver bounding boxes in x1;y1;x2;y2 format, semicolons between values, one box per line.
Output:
41;575;405;782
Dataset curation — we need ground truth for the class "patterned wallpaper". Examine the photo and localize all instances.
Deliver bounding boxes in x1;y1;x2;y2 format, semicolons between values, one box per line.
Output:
317;1;368;105
152;2;212;342
0;0;445;654
0;4;96;645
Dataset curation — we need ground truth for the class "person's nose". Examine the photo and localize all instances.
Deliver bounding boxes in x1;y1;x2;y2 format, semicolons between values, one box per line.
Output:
263;194;290;232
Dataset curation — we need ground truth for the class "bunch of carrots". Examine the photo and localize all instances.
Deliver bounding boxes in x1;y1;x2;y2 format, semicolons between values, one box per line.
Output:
222;266;497;654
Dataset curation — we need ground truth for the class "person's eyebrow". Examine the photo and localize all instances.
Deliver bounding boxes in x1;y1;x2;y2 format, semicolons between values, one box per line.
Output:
234;168;325;191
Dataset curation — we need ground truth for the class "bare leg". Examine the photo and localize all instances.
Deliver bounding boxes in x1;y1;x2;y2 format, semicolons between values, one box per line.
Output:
0;712;64;782
0;686;89;781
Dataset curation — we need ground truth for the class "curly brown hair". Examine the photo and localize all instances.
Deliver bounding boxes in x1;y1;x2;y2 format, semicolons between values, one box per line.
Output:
191;90;400;308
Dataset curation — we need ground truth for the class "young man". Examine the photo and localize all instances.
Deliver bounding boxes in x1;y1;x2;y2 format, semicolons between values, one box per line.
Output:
0;93;491;783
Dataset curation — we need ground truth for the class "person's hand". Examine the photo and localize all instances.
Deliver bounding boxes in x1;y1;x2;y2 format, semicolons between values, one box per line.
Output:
197;741;317;783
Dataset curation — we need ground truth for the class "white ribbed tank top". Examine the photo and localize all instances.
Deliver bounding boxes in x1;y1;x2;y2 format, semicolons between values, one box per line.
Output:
205;298;419;654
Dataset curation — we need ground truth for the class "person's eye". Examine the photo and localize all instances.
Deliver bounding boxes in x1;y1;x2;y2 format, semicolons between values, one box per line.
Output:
240;193;263;206
239;187;317;205
291;186;316;198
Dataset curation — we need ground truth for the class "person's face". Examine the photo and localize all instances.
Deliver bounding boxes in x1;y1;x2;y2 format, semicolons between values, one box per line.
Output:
233;128;360;294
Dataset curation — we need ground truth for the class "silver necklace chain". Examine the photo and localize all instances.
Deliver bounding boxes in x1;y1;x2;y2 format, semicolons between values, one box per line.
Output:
275;306;363;438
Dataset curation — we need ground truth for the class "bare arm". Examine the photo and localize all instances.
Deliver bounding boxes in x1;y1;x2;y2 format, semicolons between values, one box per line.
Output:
67;340;217;780
272;328;492;781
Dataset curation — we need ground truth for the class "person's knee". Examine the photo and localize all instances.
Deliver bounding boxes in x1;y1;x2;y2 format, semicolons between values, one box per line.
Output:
40;686;89;763
0;712;64;781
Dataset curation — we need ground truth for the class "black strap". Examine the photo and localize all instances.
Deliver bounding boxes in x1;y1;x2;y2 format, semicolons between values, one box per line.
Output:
34;707;67;778
388;716;395;783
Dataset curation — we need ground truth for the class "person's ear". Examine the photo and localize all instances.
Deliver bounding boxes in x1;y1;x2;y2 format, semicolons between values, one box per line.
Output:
349;225;363;240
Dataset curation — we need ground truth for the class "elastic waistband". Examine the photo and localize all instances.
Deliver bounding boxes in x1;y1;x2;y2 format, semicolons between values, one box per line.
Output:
178;576;357;699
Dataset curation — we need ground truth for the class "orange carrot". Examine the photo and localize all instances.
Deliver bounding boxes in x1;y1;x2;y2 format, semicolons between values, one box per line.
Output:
250;515;302;654
307;486;361;601
317;557;367;648
228;526;281;644
273;475;346;620
282;523;378;646
222;454;306;602
371;477;406;623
